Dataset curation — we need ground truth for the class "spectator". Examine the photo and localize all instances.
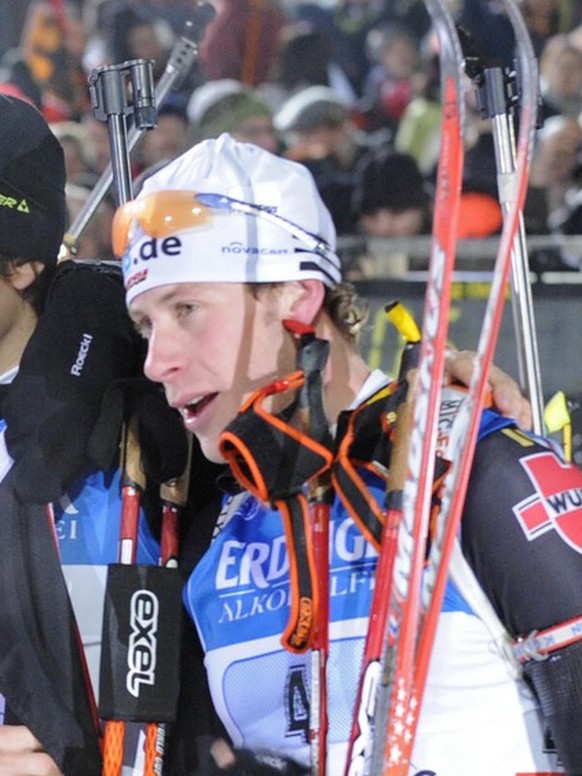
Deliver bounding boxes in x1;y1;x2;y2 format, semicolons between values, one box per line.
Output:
359;22;422;134
521;0;581;57
188;80;280;153
394;33;442;176
351;146;433;276
258;20;356;113
321;0;395;98
302;0;430;101
539;34;582;122
94;0;210;39
107;6;173;82
19;1;90;122
82;0;205;99
529;113;582;226
134;100;192;174
186;77;244;126
275;84;369;234
198;0;289;87
50;119;97;186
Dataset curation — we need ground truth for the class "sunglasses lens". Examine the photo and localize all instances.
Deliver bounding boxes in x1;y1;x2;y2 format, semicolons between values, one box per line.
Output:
112;191;213;257
112;204;135;257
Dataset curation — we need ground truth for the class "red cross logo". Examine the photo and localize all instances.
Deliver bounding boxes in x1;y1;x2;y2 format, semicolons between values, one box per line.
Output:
513;452;582;553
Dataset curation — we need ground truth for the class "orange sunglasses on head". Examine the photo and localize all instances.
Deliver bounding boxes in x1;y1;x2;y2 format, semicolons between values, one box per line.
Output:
113;189;341;284
112;189;213;258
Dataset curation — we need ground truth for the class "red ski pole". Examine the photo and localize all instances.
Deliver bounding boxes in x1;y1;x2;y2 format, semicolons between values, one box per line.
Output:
102;416;145;776
369;1;466;771
401;0;539;770
308;483;331;776
342;303;420;776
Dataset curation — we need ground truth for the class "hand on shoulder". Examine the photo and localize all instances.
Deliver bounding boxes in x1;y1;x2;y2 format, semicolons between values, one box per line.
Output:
444;348;532;430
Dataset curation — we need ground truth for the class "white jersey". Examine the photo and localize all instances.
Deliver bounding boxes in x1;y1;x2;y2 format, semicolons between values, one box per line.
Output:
184;485;562;775
183;375;564;776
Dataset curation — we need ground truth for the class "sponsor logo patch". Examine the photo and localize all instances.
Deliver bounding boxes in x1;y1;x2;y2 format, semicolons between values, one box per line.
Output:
126;589;159;698
125;268;148;290
513;451;582;552
0;193;29;212
221;241;288;256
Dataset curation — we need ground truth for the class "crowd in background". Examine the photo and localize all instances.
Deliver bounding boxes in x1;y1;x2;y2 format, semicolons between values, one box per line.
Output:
2;0;582;276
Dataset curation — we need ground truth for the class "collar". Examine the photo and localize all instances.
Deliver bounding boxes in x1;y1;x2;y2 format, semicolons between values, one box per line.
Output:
349;369;391;410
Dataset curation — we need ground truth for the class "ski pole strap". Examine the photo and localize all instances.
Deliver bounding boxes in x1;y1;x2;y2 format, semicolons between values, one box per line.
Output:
219;371;333;653
219;371;333;501
276;492;318;652
332;380;448;552
332;382;404;550
514;614;582;663
285;320;331;449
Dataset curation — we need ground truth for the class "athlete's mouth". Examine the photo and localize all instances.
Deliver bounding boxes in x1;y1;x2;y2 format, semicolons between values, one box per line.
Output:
180;393;217;420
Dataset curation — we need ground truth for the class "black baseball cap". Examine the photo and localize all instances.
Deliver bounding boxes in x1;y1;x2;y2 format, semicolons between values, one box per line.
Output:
0;95;66;263
354;149;432;216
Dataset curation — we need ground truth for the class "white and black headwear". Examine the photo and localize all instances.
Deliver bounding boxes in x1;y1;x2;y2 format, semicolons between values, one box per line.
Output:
120;133;342;305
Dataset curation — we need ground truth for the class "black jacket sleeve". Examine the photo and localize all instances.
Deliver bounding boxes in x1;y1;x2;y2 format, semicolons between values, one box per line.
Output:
0;470;102;775
462;426;582;773
462;427;582;635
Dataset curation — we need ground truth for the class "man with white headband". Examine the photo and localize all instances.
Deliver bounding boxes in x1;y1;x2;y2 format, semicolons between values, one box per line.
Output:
119;133;582;776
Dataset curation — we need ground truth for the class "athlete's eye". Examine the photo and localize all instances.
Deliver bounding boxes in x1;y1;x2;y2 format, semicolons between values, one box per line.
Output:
132;316;151;339
175;302;197;318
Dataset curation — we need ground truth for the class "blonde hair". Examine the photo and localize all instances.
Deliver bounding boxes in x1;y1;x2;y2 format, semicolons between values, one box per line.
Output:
324;281;369;342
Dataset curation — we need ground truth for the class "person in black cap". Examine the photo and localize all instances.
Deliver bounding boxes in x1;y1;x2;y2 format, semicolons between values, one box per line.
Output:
0;93;66;264
0;93;101;776
0;94;191;776
353;146;433;239
349;146;433;277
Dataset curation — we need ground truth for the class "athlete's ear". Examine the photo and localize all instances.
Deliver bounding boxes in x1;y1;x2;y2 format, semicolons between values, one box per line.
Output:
283;279;325;326
8;261;45;292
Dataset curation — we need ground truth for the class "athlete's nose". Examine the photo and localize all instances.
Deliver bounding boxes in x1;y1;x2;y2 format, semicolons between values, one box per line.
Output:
143;321;184;385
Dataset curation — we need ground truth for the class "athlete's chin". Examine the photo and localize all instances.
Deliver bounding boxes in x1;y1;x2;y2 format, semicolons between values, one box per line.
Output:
197;434;227;465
